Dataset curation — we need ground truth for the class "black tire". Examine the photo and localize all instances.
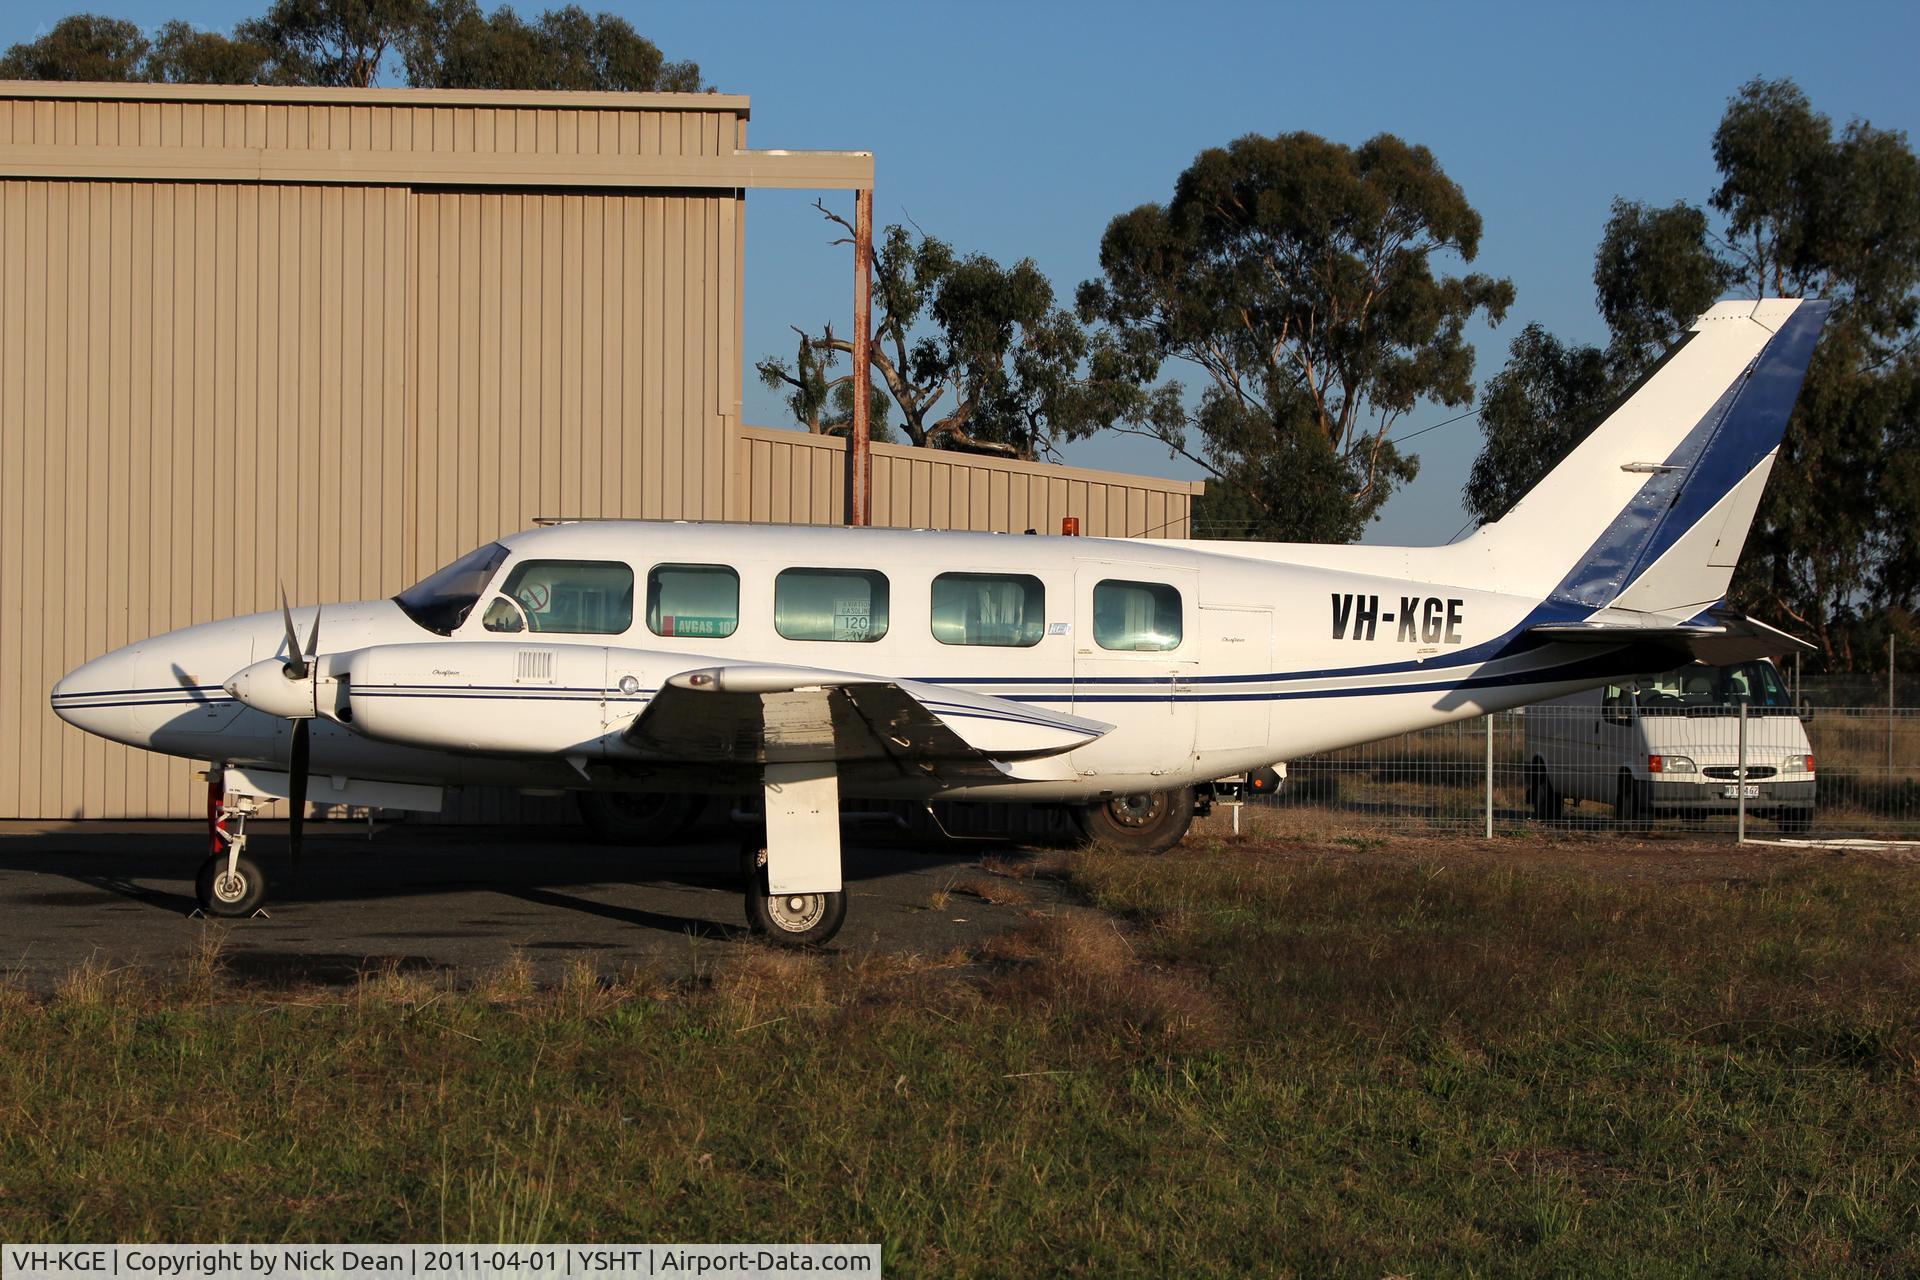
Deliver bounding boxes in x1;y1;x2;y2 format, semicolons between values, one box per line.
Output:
1615;773;1647;828
196;852;266;917
1529;759;1560;823
740;839;847;947
1071;787;1195;854
1777;809;1814;835
577;790;701;846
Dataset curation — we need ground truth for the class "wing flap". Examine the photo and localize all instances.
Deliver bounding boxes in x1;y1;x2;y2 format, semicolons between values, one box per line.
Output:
621;663;1109;783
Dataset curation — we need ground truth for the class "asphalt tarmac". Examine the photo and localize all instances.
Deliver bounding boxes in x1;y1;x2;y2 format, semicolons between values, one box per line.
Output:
0;816;1066;991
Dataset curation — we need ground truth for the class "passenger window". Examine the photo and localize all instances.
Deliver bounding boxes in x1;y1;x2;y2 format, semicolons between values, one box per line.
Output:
932;573;1045;647
1093;579;1182;652
648;564;739;639
775;568;889;642
485;559;632;634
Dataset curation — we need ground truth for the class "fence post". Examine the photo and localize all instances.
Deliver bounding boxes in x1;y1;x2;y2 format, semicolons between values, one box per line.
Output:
1484;714;1494;839
1737;701;1749;843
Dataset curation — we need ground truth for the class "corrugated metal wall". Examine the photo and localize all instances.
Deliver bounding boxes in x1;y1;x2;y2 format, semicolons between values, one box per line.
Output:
0;85;743;163
731;425;1200;537
0;85;755;820
0;83;1198;821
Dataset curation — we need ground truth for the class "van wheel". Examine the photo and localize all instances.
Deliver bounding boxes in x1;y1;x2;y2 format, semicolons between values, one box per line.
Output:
1528;759;1559;823
1615;773;1647;828
1777;809;1814;835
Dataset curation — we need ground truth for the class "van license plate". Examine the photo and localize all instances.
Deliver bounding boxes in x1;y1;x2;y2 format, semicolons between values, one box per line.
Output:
1720;785;1760;799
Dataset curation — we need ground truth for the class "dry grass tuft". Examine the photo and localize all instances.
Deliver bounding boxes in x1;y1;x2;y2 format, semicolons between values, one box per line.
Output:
178;924;230;1001
477;950;536;1003
979;855;1037;879
709;946;828;1022
985;910;1227;1050
355;960;448;1008
53;952;134;1007
952;875;1031;907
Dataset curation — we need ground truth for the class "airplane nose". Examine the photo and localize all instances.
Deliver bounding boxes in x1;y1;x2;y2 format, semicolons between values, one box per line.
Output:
49;648;154;745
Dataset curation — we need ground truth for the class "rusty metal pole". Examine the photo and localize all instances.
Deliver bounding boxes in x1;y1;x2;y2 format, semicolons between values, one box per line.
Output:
849;187;874;526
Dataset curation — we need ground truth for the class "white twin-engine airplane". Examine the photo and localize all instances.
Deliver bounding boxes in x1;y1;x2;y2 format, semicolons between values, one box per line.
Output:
53;298;1825;944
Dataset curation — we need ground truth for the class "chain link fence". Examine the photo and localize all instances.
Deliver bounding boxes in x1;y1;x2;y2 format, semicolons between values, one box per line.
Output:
1257;705;1920;840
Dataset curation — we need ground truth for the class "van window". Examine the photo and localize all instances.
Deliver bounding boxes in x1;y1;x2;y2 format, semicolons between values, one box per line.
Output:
932;573;1045;647
1093;579;1182;652
648;564;739;639
775;568;889;642
484;559;632;634
1638;661;1791;711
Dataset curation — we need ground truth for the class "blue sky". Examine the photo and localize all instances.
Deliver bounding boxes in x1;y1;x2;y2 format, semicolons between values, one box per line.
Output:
7;1;1917;543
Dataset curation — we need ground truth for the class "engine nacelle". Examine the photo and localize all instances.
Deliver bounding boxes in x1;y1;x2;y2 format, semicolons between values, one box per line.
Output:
339;641;618;756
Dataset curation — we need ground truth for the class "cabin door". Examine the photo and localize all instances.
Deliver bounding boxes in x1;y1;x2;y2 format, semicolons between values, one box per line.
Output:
1071;563;1198;782
1195;606;1274;773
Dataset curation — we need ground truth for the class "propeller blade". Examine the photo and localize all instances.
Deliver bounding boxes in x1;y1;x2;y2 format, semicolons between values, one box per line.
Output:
288;718;309;886
279;584;308;680
305;605;321;672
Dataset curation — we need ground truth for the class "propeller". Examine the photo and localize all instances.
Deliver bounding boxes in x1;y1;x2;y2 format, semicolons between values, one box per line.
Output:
277;585;321;884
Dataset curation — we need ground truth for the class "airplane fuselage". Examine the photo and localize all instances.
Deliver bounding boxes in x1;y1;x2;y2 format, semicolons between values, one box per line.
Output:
53;519;1636;804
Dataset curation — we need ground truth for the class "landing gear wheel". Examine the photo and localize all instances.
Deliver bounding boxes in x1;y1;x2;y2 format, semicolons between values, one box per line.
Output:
1071;786;1195;854
1529;759;1560;823
577;790;701;846
739;839;846;947
196;852;266;917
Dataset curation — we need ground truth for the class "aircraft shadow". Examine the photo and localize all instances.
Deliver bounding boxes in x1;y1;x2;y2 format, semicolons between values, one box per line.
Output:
0;819;1033;935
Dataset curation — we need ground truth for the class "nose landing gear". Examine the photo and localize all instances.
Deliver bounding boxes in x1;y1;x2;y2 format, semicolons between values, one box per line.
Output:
198;773;269;917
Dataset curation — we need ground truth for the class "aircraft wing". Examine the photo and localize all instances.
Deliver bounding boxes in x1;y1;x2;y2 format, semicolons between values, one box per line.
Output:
1526;609;1812;666
622;663;1111;784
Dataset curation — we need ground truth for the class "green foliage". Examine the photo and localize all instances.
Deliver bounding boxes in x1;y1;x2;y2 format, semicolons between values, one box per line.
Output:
1079;131;1513;543
401;1;702;92
236;0;426;88
0;14;151;81
146;21;272;84
755;329;895;444
1468;77;1920;669
1462;324;1613;524
757;208;1097;459
0;1;700;92
1594;198;1731;374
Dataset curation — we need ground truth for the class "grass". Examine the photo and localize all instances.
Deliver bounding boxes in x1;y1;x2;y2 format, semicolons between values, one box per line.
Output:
2;840;1919;1276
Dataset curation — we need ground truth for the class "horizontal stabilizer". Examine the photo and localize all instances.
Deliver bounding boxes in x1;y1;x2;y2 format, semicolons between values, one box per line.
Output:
1527;609;1811;667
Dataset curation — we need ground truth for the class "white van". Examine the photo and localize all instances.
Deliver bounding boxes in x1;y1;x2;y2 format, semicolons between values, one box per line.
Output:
1524;659;1815;831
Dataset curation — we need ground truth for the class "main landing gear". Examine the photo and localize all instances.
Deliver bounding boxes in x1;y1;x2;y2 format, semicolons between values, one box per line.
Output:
199;773;268;916
1070;786;1198;855
740;762;849;947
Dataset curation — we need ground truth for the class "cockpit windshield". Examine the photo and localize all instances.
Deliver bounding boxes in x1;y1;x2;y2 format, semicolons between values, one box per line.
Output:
393;542;511;634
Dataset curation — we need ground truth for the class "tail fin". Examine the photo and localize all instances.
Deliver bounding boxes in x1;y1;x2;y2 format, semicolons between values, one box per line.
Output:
1467;297;1828;619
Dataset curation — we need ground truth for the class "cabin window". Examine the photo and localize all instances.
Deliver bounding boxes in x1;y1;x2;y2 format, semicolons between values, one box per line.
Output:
1093;579;1183;652
774;568;889;642
931;572;1045;647
647;564;739;639
483;559;633;634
